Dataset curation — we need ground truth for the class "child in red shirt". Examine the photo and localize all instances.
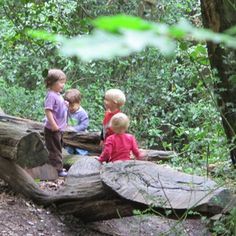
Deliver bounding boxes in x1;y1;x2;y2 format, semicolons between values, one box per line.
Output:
97;113;145;163
100;89;126;146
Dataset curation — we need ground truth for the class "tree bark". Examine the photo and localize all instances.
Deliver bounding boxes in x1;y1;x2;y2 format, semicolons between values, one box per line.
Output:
200;0;236;165
0;120;48;168
63;131;102;153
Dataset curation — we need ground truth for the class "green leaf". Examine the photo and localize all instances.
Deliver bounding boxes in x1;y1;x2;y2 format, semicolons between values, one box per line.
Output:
26;29;61;42
60;30;131;61
60;29;176;61
92;14;154;33
169;26;187;38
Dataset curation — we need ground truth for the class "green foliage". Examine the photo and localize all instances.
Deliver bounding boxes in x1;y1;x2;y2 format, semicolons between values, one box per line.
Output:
211;207;236;236
27;15;236;62
0;78;45;120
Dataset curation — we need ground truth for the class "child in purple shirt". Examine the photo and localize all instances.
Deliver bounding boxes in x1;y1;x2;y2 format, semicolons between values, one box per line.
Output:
44;69;68;177
64;89;89;155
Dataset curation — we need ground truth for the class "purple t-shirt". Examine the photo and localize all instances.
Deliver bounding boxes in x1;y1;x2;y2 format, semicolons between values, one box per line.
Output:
44;90;67;131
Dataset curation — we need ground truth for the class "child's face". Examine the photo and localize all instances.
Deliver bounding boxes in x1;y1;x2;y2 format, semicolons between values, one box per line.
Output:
68;102;80;113
51;79;66;93
104;96;119;112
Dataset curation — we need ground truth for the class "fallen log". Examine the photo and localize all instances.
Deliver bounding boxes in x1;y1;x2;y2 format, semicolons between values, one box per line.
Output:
141;149;176;161
0;156;52;203
62;133;176;160
62;131;102;153
0;120;48;168
100;161;233;215
0;113;234;223
62;149;176;169
0;114;176;161
0;114;44;132
0;155;233;222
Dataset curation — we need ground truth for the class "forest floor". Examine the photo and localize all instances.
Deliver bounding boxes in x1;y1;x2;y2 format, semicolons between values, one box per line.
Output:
0;179;103;236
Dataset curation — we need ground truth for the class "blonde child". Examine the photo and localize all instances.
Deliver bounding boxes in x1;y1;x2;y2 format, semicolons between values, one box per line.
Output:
44;69;68;177
101;88;126;146
64;88;89;155
97;113;145;163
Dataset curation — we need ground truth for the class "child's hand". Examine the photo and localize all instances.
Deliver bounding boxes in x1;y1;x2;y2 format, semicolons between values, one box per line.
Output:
139;150;148;160
94;156;102;163
65;100;69;107
64;126;75;132
51;124;59;132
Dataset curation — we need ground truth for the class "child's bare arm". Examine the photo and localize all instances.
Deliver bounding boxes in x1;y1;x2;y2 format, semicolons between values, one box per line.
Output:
132;137;147;160
45;109;59;131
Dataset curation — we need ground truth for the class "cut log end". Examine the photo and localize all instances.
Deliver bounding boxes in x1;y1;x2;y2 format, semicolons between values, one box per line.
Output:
16;132;49;168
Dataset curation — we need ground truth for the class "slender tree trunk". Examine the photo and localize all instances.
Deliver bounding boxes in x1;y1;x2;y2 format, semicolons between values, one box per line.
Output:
200;0;236;165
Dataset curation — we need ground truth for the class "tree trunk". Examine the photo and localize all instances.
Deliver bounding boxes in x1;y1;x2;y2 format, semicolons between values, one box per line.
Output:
200;0;236;165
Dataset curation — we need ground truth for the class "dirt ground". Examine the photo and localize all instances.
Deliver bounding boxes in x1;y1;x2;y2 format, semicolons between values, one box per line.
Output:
0;179;103;236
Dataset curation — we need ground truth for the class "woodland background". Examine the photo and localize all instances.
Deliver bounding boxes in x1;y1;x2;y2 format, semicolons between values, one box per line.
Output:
0;1;236;234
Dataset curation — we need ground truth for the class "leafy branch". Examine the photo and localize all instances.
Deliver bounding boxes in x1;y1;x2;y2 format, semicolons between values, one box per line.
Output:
27;14;236;61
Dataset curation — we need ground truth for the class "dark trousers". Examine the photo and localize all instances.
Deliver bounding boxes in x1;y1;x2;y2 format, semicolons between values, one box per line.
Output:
44;127;63;171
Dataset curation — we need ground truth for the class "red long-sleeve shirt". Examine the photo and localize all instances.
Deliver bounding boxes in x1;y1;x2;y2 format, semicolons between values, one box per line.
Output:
98;133;143;162
102;109;120;140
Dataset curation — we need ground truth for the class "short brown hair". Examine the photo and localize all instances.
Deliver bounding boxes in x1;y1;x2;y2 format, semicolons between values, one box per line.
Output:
64;89;82;104
44;69;67;88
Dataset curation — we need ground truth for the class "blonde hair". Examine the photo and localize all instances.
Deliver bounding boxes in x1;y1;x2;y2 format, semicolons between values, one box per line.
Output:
64;89;82;104
111;113;130;133
105;89;126;107
44;69;67;88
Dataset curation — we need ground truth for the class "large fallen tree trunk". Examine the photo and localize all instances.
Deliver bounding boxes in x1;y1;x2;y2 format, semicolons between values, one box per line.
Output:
0;155;233;222
0;114;175;165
